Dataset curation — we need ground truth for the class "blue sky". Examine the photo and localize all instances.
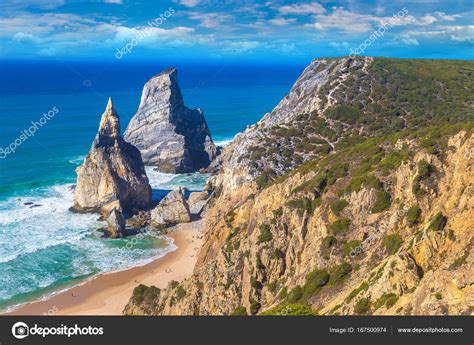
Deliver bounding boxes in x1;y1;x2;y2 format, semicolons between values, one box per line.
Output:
0;0;473;62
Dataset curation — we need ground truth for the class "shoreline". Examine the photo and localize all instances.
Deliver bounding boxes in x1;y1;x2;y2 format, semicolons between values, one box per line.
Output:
5;220;203;316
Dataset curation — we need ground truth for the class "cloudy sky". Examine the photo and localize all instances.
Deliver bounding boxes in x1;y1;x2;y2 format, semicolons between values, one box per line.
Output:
1;0;473;61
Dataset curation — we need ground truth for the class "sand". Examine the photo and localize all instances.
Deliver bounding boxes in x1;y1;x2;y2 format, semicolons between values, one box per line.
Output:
6;220;203;316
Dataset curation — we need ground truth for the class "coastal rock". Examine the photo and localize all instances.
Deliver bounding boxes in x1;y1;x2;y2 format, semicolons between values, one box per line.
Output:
72;98;152;215
124;68;218;173
103;208;126;238
150;187;191;228
188;191;209;214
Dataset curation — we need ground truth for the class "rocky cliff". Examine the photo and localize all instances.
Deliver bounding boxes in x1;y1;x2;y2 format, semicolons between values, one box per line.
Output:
124;68;218;173
124;57;473;316
72;98;152;215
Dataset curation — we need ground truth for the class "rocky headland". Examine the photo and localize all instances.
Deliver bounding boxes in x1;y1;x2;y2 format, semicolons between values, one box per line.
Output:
123;57;474;316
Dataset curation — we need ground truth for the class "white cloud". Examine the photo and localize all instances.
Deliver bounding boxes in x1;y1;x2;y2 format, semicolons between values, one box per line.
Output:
13;32;42;43
268;17;296;26
399;25;474;44
179;0;200;7
104;0;124;4
220;40;260;53
278;2;326;15
329;41;350;48
188;12;232;29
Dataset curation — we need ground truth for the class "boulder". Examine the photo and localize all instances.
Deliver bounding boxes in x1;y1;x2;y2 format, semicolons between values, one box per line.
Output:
150;187;191;228
188;191;209;214
124;68;218;173
102;208;126;238
71;98;152;214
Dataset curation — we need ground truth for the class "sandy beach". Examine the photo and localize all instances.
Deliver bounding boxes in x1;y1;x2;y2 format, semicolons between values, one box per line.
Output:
6;220;203;316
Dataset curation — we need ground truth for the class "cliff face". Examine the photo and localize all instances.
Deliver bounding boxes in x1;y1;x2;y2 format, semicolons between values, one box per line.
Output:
124;57;474;316
124;68;218;173
72;98;151;215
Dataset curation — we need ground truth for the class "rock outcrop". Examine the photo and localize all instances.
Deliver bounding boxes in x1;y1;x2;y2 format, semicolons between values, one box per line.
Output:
102;208;126;238
72;98;152;215
124;68;218;173
150;187;191;228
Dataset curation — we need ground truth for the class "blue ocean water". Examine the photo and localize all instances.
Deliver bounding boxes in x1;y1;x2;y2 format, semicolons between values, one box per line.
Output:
0;60;304;311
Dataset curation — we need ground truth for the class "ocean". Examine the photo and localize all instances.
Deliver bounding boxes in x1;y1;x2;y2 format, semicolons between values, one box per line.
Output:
0;60;305;311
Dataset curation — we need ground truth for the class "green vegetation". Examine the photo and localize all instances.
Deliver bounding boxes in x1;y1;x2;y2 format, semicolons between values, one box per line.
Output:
384;234;403;255
354;298;371;315
169;280;179;289
449;252;469;270
230;306;247;316
325;104;362;125
257;223;273;244
260;303;314;316
330;199;349;215
131;284;161;309
330;217;351;235
406;205;422;226
429;212;448;231
176;285;186;300
435;292;443;300
345;281;369;303
286;197;321;216
371;189;392;213
321;236;337;258
412;160;435;197
287;286;303;303
374;293;399;310
328;262;352;286
342;240;361;257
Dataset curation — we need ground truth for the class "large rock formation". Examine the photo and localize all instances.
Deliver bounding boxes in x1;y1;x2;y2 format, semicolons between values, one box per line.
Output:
150;187;191;228
72;98;152;215
124;68;218;173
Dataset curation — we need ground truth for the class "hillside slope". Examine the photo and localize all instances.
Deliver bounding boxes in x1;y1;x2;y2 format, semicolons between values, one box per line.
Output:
124;57;474;316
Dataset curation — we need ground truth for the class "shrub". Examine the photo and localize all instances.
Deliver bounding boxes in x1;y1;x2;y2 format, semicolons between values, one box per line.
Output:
406;205;422;226
374;293;398;309
345;281;369;303
371;189;391;213
257;224;273;243
429;212;447;231
176;285;186;300
261;303;314;316
342;240;362;257
330;199;349;215
230;306;247;316
435;292;443;300
131;284;161;306
322;236;337;250
169;280;179;289
384;234;403;255
300;269;329;302
330;217;351;235
449;252;468;270
287;286;303;303
354;298;371;315
329;262;352;285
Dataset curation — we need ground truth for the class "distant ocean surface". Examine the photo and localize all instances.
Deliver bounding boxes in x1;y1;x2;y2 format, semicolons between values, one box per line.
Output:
0;60;305;311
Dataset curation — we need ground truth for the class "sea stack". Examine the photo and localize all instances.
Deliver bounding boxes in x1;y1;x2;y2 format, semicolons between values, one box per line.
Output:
72;98;152;215
124;68;218;173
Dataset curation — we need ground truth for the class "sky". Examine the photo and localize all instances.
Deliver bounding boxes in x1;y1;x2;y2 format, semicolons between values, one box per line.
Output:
0;0;473;62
